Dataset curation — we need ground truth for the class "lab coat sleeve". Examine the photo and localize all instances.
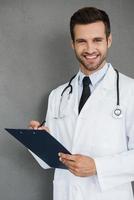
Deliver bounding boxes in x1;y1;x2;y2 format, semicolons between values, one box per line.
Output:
94;87;134;191
28;91;55;169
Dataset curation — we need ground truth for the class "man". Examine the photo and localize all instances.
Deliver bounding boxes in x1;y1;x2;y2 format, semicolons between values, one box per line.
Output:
29;7;134;200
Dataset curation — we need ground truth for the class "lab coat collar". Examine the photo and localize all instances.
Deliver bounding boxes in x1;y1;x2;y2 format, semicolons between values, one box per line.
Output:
100;63;116;91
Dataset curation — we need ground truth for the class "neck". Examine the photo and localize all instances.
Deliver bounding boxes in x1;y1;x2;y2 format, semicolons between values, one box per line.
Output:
80;61;106;75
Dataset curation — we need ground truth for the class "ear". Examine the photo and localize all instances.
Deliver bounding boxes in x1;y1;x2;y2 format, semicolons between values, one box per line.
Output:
71;40;75;49
107;34;112;48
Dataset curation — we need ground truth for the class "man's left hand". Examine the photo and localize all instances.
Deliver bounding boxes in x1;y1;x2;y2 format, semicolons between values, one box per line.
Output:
59;153;96;177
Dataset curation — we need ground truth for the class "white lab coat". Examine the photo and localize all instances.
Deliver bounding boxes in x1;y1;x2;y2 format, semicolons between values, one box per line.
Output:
31;64;134;200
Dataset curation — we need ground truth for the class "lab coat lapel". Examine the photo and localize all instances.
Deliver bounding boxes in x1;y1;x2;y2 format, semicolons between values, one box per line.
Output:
71;72;80;116
71;65;116;151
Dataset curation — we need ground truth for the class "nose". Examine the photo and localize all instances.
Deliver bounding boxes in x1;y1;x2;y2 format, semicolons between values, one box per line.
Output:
84;41;95;54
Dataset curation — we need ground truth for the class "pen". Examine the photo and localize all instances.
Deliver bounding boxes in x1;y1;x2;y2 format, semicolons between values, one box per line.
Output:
38;120;46;128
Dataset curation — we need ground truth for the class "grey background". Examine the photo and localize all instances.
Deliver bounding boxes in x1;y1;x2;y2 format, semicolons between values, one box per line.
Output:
0;0;134;199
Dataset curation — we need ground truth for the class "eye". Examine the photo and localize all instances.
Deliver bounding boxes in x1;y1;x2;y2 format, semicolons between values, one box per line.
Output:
76;39;86;44
94;38;103;42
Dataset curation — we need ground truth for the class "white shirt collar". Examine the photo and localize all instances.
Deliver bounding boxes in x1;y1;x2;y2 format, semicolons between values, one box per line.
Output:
78;63;109;88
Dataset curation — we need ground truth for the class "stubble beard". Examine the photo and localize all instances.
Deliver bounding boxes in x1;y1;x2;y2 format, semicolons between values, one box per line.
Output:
75;52;107;74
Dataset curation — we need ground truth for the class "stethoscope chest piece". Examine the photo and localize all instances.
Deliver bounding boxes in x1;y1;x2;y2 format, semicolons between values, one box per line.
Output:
112;105;123;119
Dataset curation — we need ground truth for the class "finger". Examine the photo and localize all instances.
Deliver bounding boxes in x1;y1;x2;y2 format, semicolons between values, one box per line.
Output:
60;158;75;166
60;159;79;173
29;120;40;129
58;153;77;161
38;127;44;130
69;168;79;176
38;126;49;132
60;158;81;175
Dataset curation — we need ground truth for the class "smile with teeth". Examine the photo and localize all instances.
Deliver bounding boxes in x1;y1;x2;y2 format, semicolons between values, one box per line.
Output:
84;54;98;60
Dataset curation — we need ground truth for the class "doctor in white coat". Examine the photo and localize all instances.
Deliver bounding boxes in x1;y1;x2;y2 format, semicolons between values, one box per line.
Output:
29;7;134;200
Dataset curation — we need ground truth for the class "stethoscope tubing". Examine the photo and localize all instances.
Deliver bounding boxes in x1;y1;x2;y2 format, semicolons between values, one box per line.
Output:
61;74;76;96
114;68;120;106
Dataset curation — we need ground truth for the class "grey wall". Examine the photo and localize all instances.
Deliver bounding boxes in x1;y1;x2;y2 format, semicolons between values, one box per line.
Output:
0;0;134;199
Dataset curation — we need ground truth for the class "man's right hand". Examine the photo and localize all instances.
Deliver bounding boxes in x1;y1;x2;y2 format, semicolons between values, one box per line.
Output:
29;120;49;132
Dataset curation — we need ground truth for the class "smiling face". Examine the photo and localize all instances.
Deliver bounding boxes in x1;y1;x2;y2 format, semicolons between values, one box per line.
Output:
72;21;112;75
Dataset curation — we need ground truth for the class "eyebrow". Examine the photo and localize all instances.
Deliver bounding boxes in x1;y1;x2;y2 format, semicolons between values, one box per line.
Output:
75;37;104;42
75;38;86;42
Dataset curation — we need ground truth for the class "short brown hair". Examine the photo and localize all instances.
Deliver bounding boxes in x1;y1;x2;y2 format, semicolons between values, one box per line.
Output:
70;7;111;41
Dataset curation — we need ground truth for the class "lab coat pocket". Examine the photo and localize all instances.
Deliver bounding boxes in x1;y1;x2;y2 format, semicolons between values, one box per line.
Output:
97;183;134;200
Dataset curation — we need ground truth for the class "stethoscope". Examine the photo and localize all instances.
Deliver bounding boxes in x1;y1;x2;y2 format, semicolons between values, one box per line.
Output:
59;68;122;119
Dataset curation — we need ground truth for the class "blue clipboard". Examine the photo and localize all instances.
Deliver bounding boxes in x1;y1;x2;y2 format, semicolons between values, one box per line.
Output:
5;128;71;169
